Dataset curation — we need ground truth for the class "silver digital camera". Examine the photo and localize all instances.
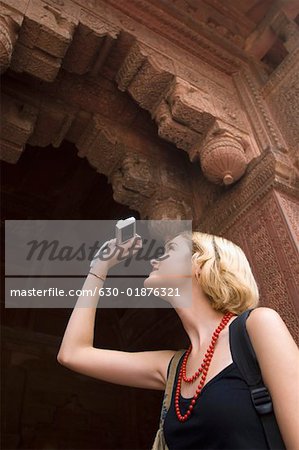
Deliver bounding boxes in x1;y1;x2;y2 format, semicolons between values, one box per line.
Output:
90;217;137;267
115;217;136;244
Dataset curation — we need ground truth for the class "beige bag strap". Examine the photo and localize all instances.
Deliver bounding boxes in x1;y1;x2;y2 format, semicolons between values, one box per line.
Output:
159;349;186;428
151;349;186;450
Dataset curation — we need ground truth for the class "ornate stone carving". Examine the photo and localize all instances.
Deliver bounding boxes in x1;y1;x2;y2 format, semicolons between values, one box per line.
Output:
76;115;125;176
10;0;78;81
224;197;299;344
236;68;288;154
262;49;299;153
118;63;252;185
277;191;299;242
154;79;250;185
109;152;157;210
166;78;215;133
116;41;175;111
198;128;248;185
154;100;202;153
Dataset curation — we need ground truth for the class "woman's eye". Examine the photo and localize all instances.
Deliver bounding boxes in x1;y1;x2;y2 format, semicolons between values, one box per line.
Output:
166;245;174;252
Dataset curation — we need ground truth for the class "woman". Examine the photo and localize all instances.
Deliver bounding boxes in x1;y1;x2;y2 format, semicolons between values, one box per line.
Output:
57;230;299;449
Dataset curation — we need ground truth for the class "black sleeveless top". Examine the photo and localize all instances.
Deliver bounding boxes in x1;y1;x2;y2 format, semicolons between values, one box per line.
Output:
163;327;269;449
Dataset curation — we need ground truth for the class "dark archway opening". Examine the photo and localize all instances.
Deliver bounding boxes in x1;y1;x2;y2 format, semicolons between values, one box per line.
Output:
1;141;140;220
1;141;187;449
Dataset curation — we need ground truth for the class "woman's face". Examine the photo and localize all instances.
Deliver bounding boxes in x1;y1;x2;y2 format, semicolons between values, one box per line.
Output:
144;234;192;301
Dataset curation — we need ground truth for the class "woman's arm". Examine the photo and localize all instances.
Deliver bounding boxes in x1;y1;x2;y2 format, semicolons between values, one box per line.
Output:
57;236;139;359
56;237;176;390
246;307;299;450
57;261;109;360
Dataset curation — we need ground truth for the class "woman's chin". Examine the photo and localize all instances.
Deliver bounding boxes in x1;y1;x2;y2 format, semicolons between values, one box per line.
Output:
144;274;173;290
144;275;157;289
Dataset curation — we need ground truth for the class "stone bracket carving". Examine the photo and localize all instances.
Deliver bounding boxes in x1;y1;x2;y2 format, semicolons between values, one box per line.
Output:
62;10;119;76
0;93;38;163
1;0;121;80
117;45;251;185
8;0;78;81
156;82;250;185
116;40;175;112
154;99;203;154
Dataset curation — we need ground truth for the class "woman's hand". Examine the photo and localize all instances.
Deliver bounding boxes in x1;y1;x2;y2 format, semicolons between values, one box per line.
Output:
90;234;142;272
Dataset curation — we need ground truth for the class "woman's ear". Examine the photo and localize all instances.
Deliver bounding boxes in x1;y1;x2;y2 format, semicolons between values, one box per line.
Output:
192;263;201;279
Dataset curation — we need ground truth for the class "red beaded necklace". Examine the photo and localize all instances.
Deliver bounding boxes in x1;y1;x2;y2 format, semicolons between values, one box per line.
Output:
175;311;236;422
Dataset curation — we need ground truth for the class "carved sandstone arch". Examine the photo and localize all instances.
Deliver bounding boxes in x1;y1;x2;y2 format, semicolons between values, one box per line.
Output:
0;89;194;220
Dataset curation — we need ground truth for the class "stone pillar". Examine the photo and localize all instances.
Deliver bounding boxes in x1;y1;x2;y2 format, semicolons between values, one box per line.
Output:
198;150;299;344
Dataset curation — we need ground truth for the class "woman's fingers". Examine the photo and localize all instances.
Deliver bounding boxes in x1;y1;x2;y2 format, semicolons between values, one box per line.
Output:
119;235;142;257
92;234;142;269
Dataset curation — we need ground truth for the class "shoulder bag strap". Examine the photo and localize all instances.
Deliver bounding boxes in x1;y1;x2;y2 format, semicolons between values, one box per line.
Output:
230;308;286;450
159;349;186;428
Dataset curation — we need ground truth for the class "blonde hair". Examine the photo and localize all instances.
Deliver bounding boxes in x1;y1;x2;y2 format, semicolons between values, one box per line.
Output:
179;230;259;315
